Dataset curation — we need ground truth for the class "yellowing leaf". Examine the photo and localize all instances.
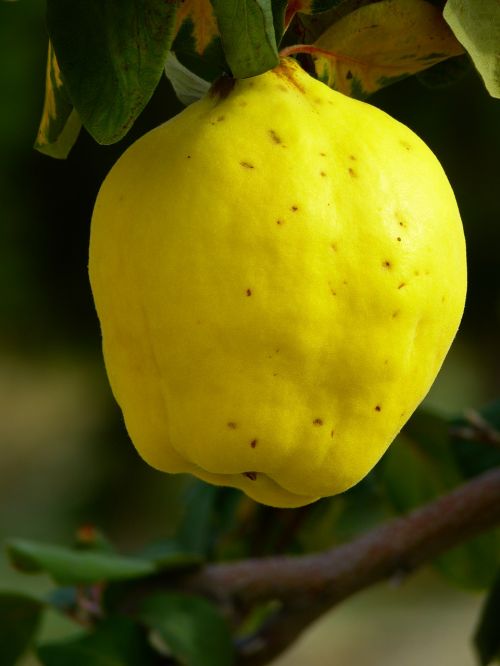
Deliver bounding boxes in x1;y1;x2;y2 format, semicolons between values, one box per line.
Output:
313;0;465;98
285;0;314;28
175;0;219;55
34;42;81;159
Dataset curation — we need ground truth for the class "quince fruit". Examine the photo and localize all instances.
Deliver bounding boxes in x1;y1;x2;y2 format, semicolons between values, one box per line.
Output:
89;58;466;508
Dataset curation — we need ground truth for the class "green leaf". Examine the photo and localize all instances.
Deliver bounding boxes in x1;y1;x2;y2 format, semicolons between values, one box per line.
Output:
34;42;81;159
444;0;500;98
0;593;44;666
383;410;461;512
176;480;220;556
313;0;464;98
474;571;500;665
139;592;234;666
6;539;155;585
38;617;154;666
46;0;179;144
210;0;280;78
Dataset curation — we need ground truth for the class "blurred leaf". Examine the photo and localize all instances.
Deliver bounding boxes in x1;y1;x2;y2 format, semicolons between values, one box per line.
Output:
444;0;500;98
0;593;43;666
236;599;282;640
382;410;459;511
313;0;464;98
46;0;179;144
46;587;78;613
474;570;500;665
330;472;391;543
416;53;471;88
210;0;280;78
38;616;154;666
6;539;155;585
175;482;248;559
384;410;500;588
137;538;204;569
34;42;81;159
164;52;211;104
139;592;234;666
295;497;343;551
176;480;220;556
434;531;499;590
451;401;500;478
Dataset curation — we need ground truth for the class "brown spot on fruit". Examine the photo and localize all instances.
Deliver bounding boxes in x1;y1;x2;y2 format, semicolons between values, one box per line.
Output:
348;167;357;177
269;129;282;144
227;422;237;429
383;260;392;269
400;140;412;151
330;429;335;438
313;418;323;426
250;439;257;448
276;219;283;225
240;161;254;169
246;288;252;296
320;171;327;177
397;237;402;242
392;310;399;318
349;155;356;161
291;205;298;212
217;115;225;122
375;405;382;412
244;471;257;480
320;152;326;157
395;211;407;228
398;282;406;289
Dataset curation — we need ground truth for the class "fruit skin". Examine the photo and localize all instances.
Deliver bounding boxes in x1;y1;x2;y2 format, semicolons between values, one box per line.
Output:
89;58;466;508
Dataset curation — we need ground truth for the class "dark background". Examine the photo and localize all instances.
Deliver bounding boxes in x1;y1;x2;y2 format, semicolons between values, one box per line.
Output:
1;1;499;664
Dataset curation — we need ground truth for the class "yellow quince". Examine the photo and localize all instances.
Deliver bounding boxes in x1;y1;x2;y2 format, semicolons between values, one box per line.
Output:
89;58;466;508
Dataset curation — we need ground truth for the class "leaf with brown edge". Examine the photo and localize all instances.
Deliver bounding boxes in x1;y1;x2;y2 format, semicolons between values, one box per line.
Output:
34;42;81;159
175;0;220;55
312;0;465;98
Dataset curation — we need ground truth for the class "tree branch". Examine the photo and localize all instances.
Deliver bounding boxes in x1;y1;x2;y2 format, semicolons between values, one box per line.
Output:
182;467;500;665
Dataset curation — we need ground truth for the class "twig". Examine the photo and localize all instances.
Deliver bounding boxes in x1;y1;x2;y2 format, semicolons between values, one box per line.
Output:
181;467;500;665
